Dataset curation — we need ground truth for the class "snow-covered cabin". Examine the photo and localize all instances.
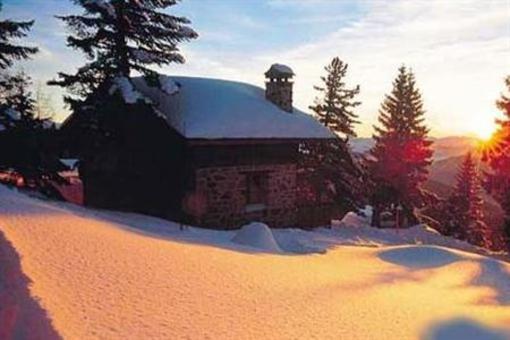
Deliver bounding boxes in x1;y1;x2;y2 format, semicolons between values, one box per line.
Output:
63;64;335;228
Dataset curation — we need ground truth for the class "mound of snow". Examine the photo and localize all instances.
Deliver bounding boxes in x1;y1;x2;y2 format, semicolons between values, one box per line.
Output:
378;245;463;269
359;205;373;219
335;212;368;228
231;222;282;253
406;224;441;236
159;75;179;95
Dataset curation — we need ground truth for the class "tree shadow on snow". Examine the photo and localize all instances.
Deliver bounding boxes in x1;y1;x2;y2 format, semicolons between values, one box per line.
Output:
377;245;462;269
471;258;510;305
422;317;510;340
0;231;62;339
377;245;510;306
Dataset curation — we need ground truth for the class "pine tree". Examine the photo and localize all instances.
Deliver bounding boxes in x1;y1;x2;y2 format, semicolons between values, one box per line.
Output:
49;0;198;163
369;66;433;227
0;3;62;192
0;71;64;190
1;71;36;125
484;75;510;249
49;0;198;104
0;1;38;70
0;71;19;130
0;0;38;130
446;153;491;247
50;0;198;211
298;138;365;218
309;57;361;140
299;58;365;221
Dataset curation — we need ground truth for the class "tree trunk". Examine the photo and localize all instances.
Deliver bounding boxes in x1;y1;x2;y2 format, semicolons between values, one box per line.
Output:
113;2;130;77
371;204;381;227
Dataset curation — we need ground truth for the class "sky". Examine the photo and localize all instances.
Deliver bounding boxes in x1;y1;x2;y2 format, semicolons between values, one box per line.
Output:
1;0;509;138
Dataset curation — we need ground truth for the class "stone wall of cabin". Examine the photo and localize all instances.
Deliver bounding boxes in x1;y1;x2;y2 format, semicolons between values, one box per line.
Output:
192;163;297;229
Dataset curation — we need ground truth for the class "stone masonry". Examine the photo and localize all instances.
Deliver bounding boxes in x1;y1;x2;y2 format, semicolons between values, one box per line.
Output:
193;163;297;229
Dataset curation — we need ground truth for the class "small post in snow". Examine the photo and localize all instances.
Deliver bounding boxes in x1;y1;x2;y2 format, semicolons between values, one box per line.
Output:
396;203;403;233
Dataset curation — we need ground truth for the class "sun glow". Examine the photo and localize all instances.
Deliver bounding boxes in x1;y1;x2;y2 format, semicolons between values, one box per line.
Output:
470;118;497;141
476;125;506;159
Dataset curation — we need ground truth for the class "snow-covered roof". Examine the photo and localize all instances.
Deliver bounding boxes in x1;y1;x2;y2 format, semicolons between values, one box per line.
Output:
134;76;333;140
264;64;295;78
60;158;79;170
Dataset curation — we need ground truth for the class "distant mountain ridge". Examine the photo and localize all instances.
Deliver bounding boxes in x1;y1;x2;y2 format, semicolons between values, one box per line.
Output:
350;136;481;160
431;136;481;161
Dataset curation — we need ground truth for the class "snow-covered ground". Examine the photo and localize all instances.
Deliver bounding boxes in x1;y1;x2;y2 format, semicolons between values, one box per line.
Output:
0;185;509;339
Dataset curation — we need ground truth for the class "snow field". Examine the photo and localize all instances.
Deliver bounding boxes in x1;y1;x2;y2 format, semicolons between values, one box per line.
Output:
0;185;509;339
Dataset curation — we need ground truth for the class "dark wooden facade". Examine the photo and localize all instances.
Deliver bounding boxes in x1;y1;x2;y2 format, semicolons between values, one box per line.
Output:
61;104;334;229
64;120;333;228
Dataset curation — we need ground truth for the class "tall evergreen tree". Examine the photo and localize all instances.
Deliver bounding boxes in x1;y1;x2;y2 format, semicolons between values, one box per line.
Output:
445;153;491;247
298;138;365;218
50;0;198;212
50;0;198;163
299;58;365;221
49;0;198;104
0;1;38;70
0;71;19;130
0;71;64;190
309;57;361;140
369;66;433;227
0;0;38;130
1;71;36;125
0;4;62;192
483;75;510;249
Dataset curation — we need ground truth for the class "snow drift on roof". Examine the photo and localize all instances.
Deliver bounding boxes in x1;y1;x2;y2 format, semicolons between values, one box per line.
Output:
265;64;295;78
109;76;148;104
133;76;333;140
60;158;79;170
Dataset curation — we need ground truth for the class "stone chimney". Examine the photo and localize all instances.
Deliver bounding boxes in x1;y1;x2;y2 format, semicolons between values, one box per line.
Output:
264;64;294;113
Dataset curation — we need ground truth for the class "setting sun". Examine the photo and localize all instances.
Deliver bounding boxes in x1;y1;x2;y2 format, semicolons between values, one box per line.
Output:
469;117;498;141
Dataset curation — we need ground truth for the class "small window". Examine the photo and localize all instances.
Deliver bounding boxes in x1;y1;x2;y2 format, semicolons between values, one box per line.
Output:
246;172;268;205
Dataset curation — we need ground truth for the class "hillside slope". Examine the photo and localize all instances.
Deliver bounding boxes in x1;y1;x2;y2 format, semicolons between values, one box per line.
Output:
0;186;509;339
426;154;506;248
